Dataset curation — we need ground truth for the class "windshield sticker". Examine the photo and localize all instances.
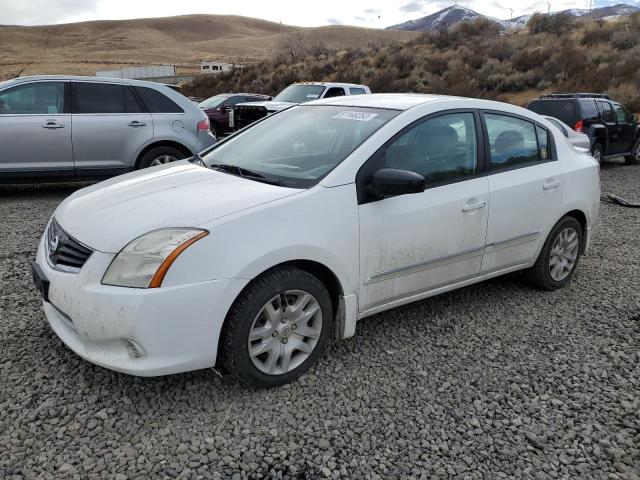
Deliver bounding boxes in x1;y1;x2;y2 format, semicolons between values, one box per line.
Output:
333;111;379;122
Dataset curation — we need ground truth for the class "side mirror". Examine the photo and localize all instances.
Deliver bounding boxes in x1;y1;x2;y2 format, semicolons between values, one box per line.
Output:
220;105;231;113
632;113;639;123
371;168;425;199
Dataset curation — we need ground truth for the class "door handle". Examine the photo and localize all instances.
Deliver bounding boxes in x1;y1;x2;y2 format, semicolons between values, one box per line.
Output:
127;121;147;127
42;121;64;129
462;200;486;212
543;178;561;190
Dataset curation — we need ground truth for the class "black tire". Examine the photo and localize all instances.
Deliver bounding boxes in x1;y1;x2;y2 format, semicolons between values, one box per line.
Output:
624;138;640;165
137;146;186;169
220;267;333;387
210;123;220;139
525;216;583;291
591;142;604;164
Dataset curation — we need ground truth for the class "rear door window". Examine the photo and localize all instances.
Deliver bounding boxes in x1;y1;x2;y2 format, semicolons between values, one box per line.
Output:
135;87;184;113
484;113;541;170
527;100;576;126
0;82;66;114
349;87;367;95
74;83;143;114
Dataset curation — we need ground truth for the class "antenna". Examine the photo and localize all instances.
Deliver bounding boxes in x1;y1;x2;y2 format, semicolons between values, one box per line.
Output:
547;1;551;14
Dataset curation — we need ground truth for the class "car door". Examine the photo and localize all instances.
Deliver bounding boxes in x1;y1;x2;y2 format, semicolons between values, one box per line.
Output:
596;101;618;154
481;112;564;273
0;80;74;177
358;111;489;312
613;104;635;154
71;81;153;175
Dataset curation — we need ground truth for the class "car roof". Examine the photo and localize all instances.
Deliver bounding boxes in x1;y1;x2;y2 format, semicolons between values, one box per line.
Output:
3;75;172;88
307;93;460;111
292;82;368;89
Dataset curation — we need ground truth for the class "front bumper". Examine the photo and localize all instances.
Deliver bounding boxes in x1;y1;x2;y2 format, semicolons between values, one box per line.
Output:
35;233;247;376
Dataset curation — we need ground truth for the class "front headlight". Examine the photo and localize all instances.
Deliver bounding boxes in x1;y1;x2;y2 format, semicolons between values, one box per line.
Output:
102;228;208;288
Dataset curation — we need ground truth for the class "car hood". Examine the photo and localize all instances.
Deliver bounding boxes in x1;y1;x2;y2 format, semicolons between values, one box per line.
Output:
236;101;297;112
54;161;302;253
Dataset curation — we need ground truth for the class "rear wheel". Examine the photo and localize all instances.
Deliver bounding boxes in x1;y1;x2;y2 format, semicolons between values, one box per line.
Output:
625;138;640;165
591;142;603;164
525;216;583;291
138;146;187;169
220;267;333;387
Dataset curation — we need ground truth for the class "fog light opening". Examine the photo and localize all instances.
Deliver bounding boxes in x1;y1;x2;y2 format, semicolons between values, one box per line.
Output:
126;340;145;359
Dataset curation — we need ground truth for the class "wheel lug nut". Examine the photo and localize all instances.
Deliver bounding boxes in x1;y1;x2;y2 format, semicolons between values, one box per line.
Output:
282;338;288;344
272;332;278;337
291;324;297;330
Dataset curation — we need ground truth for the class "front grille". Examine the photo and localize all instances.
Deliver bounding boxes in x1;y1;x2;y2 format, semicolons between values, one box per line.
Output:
234;105;268;130
46;218;93;271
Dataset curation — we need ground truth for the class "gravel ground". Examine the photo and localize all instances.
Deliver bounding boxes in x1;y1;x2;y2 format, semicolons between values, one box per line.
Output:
1;161;639;480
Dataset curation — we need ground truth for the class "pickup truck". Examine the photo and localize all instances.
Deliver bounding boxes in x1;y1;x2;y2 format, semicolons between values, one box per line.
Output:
230;82;371;130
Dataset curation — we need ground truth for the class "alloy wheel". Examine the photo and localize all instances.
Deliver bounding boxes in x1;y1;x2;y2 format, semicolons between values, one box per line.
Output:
150;155;178;166
248;290;323;375
549;227;579;281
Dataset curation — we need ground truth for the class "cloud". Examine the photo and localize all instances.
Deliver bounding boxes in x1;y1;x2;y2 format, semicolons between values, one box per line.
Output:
0;0;98;25
400;2;424;13
326;17;342;25
364;8;381;14
354;15;366;21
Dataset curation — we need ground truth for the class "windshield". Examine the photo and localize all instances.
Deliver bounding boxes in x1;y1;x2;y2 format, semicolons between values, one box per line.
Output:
198;95;229;109
202;105;400;188
274;85;326;104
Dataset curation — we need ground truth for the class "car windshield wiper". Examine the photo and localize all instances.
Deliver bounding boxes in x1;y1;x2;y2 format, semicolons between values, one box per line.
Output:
210;163;284;186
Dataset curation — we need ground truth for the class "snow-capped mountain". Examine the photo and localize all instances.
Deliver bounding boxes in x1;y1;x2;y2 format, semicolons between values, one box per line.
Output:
387;4;499;32
388;3;639;32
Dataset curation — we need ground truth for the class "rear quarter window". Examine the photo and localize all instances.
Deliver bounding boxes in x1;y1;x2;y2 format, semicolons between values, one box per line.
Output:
527;100;576;126
135;87;184;113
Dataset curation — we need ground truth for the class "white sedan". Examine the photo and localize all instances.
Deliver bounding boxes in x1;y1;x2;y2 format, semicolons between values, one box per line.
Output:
32;94;600;387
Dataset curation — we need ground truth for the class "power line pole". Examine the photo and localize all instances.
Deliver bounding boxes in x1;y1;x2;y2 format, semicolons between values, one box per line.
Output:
547;1;551;14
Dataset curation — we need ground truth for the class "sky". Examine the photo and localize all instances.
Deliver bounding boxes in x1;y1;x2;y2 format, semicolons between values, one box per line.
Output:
0;0;634;27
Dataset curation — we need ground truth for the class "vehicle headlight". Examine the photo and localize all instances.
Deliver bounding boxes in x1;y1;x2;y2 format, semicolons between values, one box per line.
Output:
102;228;208;288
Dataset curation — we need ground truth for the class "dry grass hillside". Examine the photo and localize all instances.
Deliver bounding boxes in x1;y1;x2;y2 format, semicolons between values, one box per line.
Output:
184;13;640;111
0;15;417;79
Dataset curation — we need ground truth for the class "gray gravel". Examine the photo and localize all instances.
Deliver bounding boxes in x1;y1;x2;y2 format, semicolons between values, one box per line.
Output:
1;162;639;479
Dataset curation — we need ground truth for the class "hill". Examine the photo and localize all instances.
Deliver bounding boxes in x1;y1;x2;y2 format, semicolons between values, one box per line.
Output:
184;14;640;112
388;3;640;32
0;15;417;79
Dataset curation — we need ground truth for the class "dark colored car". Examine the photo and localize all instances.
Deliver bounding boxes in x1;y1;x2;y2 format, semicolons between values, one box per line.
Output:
527;93;640;164
199;93;270;137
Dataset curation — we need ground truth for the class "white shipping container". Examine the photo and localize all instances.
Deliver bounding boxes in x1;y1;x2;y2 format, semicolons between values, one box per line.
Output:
120;65;176;79
96;69;123;78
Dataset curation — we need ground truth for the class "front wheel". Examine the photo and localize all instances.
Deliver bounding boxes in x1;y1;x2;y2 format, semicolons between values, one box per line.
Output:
525;216;583;291
625;138;640;165
220;267;333;387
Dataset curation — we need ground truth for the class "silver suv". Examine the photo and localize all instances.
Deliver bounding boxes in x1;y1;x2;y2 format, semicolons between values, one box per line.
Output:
0;76;216;181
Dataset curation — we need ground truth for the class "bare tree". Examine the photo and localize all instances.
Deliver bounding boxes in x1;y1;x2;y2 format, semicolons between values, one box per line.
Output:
307;37;329;61
279;31;307;63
